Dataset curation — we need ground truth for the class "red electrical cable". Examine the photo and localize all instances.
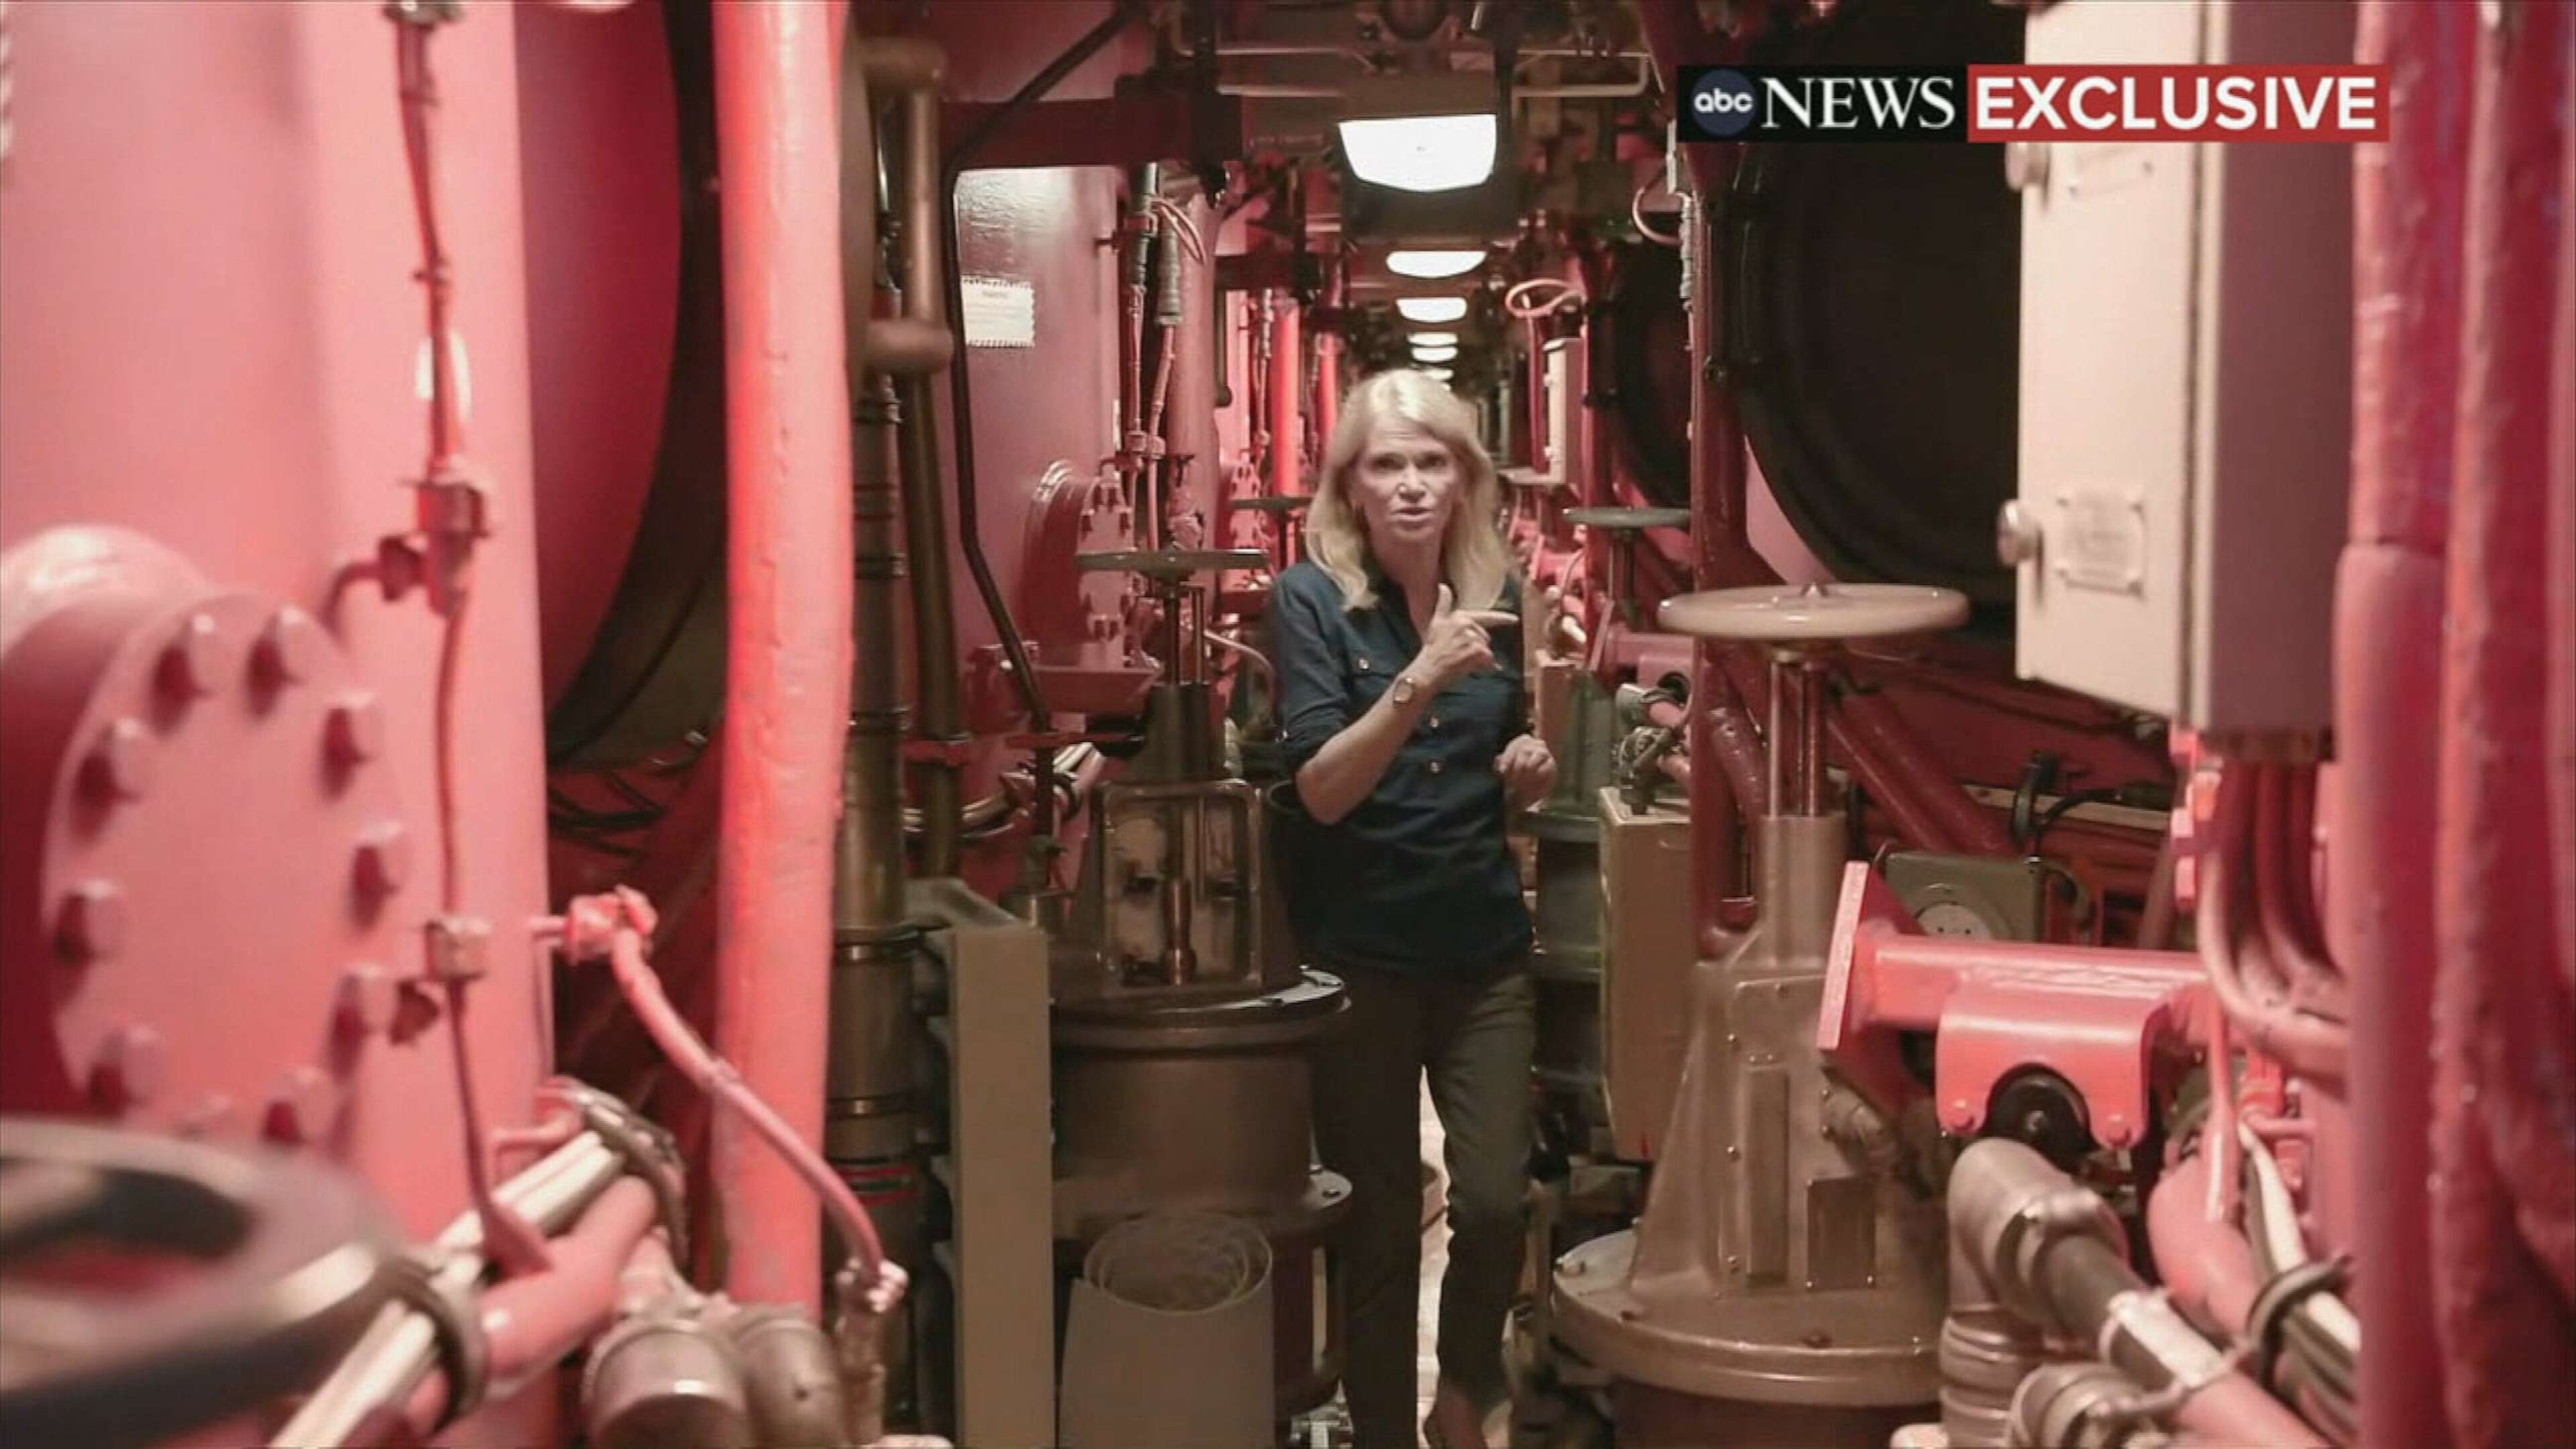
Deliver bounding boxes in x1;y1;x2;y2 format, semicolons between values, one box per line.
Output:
566;891;897;1304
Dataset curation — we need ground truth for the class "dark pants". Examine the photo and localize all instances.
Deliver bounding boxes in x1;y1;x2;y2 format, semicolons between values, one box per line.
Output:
1314;959;1535;1449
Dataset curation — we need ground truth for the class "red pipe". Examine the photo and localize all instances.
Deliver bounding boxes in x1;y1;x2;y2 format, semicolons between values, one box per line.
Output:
399;1177;663;1436
2431;4;2576;1442
709;0;853;1314
1269;293;1303;495
1833;687;2013;855
2147;1154;2262;1338
2554;0;2576;1010
2199;764;2349;1086
1703;697;1768;821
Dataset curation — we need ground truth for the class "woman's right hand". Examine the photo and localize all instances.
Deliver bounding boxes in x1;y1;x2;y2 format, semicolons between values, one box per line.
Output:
1413;584;1517;690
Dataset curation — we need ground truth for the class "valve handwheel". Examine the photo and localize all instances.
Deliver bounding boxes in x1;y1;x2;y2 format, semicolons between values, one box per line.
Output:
0;1118;397;1449
1563;506;1692;533
1654;582;1970;817
1655;581;1970;643
1075;548;1268;583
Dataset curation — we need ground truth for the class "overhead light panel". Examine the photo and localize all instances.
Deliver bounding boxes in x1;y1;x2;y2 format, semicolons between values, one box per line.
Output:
1387;248;1488;280
1338;116;1498;194
1337;74;1499;195
1424;366;1455;381
1408;330;1459;348
1411;343;1459;363
1397;296;1469;325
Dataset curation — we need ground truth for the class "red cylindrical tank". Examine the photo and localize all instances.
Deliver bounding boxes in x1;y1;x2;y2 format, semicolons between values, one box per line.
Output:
1;3;556;1443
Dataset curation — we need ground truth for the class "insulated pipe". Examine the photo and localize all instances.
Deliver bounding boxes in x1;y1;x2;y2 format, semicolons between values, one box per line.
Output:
711;0;854;1313
1269;292;1303;494
2430;6;2576;1444
1950;1140;2326;1449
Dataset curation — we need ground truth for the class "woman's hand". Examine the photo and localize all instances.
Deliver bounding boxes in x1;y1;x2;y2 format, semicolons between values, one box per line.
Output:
1412;584;1518;690
1496;733;1556;811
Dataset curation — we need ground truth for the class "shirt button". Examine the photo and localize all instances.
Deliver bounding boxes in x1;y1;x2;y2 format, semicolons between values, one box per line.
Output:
1428;761;1444;775
1428;715;1441;730
1356;657;1370;671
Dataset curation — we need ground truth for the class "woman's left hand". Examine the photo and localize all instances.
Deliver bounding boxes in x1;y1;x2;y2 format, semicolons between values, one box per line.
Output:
1496;733;1557;811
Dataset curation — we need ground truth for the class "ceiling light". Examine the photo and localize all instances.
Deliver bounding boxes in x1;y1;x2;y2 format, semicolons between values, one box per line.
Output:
1387;248;1488;280
1424;366;1455;381
1411;344;1459;363
1396;296;1468;325
1337;114;1498;194
1408;330;1459;348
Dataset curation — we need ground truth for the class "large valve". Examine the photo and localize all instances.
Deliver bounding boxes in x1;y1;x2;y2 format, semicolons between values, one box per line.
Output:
0;1117;397;1449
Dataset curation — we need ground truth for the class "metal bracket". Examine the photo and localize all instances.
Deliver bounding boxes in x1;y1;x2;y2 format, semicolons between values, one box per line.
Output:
541;1078;690;1270
384;1249;491;1428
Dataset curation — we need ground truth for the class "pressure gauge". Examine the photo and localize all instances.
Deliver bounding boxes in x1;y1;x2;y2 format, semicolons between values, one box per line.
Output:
1917;900;1997;939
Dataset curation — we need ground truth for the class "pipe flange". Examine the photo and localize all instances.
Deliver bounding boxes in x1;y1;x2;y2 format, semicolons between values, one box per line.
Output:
384;1250;490;1429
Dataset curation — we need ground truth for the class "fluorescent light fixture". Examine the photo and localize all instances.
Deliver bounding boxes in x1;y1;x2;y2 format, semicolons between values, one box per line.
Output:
1387;248;1487;280
1410;344;1459;363
1408;330;1459;347
1424;366;1455;381
1337;113;1498;194
1396;296;1468;325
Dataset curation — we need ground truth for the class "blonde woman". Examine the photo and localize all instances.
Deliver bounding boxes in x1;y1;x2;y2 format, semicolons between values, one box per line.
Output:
1270;369;1554;1449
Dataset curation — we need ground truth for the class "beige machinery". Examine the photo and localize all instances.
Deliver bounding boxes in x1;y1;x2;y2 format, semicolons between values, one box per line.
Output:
1554;584;1966;1448
1048;548;1353;1424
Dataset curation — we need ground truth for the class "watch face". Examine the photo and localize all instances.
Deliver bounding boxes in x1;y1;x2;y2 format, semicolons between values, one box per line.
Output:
1392;676;1416;704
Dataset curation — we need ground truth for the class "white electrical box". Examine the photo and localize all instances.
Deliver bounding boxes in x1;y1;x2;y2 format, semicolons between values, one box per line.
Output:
2009;0;2355;732
1533;337;1576;490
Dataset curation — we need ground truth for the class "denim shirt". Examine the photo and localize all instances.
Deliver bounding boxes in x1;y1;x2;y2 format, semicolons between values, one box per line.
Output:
1268;559;1534;977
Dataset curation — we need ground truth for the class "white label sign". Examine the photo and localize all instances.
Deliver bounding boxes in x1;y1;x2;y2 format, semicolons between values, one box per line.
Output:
960;277;1036;350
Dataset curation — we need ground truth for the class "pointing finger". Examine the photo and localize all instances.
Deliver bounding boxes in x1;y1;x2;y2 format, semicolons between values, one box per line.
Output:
1435;583;1456;617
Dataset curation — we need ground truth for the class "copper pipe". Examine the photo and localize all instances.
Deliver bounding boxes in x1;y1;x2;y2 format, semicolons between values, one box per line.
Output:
865;37;967;876
712;0;854;1311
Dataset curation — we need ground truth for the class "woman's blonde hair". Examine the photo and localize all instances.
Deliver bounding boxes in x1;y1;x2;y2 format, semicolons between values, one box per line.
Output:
1305;368;1514;611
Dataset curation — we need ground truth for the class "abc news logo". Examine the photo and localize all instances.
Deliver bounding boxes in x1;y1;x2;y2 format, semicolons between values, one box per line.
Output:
1680;65;2390;144
1683;66;1965;143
